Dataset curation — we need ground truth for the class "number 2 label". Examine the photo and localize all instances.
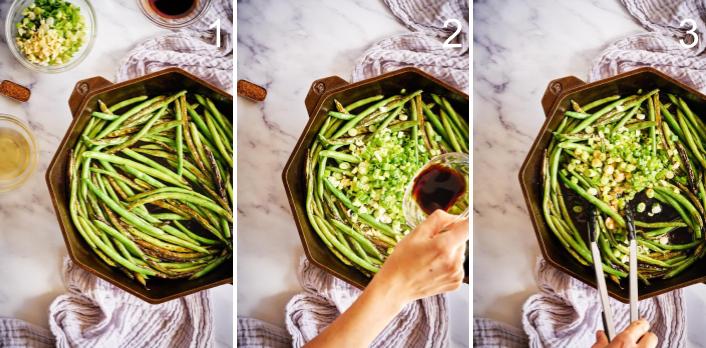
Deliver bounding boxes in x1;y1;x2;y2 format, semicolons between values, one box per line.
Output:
680;18;698;49
443;19;462;49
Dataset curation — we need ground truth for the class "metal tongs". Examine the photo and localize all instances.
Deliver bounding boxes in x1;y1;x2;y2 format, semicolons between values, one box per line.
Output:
588;207;616;340
588;206;639;342
625;207;639;323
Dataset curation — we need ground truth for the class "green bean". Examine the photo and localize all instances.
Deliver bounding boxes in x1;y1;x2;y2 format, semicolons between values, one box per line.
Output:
439;96;469;134
108;95;149;113
189;254;230;280
559;172;625;227
581;95;621;112
314;215;378;273
678;111;706;169
84;178;208;253
204;109;233;167
330;219;383;260
634;220;686;229
324;178;397;237
328;111;355;120
625;121;657;132
319;150;361;163
152;213;188;220
83;151;188;188
572;95;633;134
648;95;657;155
175;98;185;176
200;96;233;140
370;103;405;139
108;104;168;154
664;243;705;278
674;95;706;140
96;95;167;139
82;220;156;276
92;112;118;121
422;104;449;144
332;95;402;139
92;220;145;260
127;191;231;221
440;109;461;152
344;95;384;112
565;111;590;119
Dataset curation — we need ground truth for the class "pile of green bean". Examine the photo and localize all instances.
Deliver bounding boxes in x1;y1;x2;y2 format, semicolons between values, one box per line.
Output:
544;89;706;284
69;91;233;286
305;90;468;276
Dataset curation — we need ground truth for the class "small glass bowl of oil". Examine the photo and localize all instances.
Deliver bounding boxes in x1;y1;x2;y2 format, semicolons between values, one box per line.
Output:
402;152;469;228
0;114;37;192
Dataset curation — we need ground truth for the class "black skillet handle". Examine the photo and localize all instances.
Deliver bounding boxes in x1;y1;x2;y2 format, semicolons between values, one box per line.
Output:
541;76;586;118
68;76;113;118
304;76;349;117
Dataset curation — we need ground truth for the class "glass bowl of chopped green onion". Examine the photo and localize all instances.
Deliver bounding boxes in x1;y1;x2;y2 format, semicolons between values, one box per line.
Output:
5;0;96;73
403;152;470;227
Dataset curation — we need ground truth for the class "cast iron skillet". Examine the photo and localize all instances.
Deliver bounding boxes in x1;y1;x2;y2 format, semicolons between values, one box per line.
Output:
283;67;469;289
520;67;706;302
46;68;233;303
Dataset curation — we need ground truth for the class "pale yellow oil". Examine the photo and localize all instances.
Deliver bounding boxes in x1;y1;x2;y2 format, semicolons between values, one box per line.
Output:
0;127;30;180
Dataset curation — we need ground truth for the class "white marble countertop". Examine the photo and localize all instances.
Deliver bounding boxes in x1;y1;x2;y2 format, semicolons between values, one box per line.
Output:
0;0;232;346
474;0;706;346
237;0;468;346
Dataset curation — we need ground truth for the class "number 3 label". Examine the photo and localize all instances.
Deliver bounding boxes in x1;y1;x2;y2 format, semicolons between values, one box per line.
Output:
680;18;698;49
443;19;463;49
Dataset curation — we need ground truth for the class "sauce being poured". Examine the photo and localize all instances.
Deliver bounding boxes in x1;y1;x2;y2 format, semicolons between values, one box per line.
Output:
148;0;197;19
412;164;466;215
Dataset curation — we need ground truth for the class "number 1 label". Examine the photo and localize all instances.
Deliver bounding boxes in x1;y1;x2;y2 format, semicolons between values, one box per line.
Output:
210;19;221;48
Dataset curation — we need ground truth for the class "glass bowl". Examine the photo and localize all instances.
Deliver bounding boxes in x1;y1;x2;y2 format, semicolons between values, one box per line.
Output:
0;114;37;192
137;0;212;29
403;152;469;227
5;0;96;73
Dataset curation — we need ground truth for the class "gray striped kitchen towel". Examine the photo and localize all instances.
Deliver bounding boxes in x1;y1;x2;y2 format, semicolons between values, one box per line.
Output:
474;259;685;348
117;0;234;92
590;0;706;89
238;1;468;346
0;257;215;348
49;257;214;348
353;0;469;92
475;1;702;347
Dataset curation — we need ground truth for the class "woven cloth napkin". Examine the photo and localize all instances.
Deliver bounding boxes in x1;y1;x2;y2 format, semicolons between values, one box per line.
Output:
475;0;706;347
117;0;233;91
352;0;469;92
237;0;469;347
0;1;232;347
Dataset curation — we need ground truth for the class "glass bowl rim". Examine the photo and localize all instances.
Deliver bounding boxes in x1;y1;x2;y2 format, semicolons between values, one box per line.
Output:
136;0;213;29
4;0;97;74
0;114;38;192
403;151;470;227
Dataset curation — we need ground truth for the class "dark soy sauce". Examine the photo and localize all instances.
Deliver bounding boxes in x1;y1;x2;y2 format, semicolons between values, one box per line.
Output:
149;0;197;18
412;164;466;215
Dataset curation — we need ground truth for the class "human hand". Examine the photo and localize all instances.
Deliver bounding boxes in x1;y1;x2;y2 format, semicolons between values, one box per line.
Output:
368;210;468;309
591;319;658;348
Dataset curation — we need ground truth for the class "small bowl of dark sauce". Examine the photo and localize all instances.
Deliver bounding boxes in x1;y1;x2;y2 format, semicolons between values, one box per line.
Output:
403;152;469;227
137;0;212;29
